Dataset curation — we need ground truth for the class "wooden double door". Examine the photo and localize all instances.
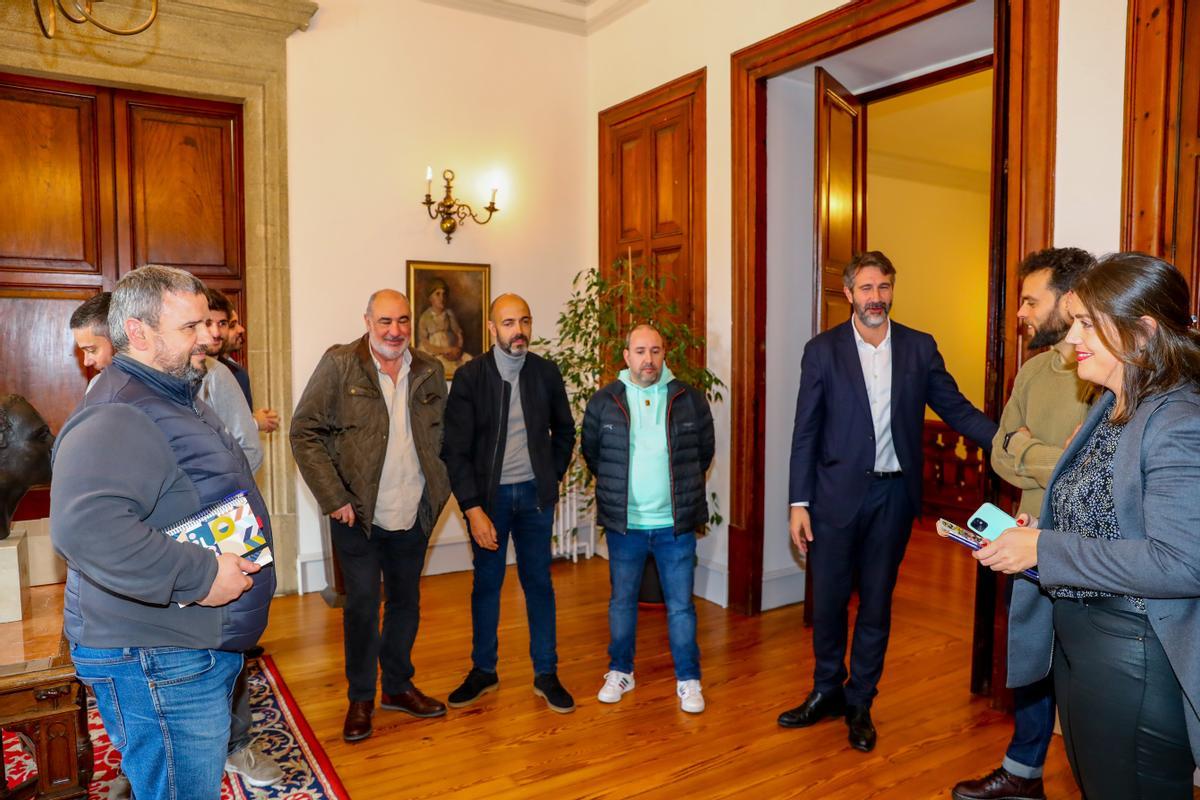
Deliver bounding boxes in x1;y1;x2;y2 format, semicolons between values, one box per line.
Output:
0;70;245;519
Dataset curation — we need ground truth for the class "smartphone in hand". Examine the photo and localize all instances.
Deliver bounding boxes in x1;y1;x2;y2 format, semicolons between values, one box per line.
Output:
966;502;1019;542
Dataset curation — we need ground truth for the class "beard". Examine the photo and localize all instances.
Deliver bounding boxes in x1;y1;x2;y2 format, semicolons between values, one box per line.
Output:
853;300;891;329
497;332;529;355
371;334;408;360
1027;314;1070;349
154;337;208;383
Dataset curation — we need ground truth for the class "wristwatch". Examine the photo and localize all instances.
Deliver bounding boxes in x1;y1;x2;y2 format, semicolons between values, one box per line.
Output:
1002;430;1018;453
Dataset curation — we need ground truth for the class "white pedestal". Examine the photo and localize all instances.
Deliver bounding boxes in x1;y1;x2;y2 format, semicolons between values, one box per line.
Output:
21;517;66;586
0;528;30;622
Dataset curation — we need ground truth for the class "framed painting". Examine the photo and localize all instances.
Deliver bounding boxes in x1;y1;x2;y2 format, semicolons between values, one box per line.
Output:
406;260;490;379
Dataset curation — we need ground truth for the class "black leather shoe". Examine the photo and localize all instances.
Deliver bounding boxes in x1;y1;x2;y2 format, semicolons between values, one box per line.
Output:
845;704;876;752
447;667;499;708
777;690;846;728
951;767;1046;800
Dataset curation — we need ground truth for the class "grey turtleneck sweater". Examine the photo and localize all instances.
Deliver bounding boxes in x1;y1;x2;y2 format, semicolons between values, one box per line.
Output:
494;346;536;485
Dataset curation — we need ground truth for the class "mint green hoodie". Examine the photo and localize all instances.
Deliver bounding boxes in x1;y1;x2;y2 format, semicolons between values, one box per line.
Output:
620;363;675;529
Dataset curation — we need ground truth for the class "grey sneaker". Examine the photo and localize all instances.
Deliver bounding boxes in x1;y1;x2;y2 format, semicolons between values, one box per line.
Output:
108;772;132;800
224;743;284;787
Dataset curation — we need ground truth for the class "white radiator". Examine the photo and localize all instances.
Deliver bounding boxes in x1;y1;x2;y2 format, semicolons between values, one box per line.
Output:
551;486;595;562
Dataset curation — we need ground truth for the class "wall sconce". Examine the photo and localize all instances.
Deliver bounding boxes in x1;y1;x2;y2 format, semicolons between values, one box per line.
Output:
34;0;159;38
423;168;498;244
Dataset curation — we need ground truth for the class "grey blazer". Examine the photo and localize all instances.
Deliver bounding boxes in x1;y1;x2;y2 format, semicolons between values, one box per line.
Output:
1008;384;1200;762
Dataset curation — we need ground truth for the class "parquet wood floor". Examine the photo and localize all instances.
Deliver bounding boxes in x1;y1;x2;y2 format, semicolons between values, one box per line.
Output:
261;524;1082;799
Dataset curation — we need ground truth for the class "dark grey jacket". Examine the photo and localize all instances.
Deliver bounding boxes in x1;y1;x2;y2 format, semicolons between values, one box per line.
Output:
581;378;715;534
1008;385;1200;763
290;337;450;537
50;356;275;651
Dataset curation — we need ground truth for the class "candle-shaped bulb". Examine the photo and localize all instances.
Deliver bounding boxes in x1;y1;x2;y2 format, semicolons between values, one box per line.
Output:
425;166;433;195
490;187;498;206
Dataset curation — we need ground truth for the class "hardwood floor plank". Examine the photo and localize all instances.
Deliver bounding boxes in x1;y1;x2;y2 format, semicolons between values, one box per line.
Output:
260;525;1081;798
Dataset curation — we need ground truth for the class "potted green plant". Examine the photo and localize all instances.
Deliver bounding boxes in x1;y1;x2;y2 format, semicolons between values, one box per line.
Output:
536;261;724;600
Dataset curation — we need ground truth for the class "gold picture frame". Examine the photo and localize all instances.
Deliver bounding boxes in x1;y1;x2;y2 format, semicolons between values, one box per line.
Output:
406;260;490;379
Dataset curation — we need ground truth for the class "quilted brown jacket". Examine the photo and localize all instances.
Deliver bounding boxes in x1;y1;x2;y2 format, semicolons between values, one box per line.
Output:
290;336;450;536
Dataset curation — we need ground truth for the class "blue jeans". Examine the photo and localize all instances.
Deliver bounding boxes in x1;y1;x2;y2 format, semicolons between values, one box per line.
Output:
1003;676;1056;778
470;480;557;675
71;644;243;800
606;527;701;681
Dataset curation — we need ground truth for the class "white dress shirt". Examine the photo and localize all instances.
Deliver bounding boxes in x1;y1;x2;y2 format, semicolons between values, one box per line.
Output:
371;348;426;531
792;318;900;508
851;318;901;472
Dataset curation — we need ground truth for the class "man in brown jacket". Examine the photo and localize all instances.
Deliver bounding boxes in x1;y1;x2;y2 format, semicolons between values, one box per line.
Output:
291;289;451;742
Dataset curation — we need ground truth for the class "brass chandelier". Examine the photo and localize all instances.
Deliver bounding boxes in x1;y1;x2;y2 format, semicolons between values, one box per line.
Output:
33;0;159;39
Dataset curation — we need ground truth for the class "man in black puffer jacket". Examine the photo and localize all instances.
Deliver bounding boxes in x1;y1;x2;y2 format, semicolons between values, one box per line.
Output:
51;266;273;800
581;324;714;714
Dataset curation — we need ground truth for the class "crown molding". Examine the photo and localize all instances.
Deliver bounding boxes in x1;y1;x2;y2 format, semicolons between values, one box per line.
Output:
419;0;646;36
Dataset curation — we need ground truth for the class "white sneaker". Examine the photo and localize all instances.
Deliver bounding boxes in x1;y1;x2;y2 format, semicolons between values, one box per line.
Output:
225;743;284;787
677;679;705;713
597;670;635;703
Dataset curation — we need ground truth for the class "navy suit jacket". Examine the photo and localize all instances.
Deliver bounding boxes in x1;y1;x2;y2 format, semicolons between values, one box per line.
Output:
789;320;997;528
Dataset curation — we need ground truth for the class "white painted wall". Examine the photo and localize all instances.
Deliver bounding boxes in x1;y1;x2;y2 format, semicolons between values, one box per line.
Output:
286;0;588;591
1053;0;1127;254
762;72;815;611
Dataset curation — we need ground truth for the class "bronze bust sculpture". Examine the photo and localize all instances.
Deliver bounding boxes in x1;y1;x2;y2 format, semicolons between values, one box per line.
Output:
0;395;54;541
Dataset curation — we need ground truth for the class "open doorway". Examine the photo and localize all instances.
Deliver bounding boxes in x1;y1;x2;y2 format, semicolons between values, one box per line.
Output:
760;1;994;613
730;0;1060;697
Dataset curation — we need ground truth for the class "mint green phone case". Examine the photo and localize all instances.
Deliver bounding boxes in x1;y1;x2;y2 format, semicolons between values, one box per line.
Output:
966;502;1018;542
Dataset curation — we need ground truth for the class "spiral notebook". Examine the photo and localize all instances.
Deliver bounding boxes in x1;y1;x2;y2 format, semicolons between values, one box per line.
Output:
162;491;273;567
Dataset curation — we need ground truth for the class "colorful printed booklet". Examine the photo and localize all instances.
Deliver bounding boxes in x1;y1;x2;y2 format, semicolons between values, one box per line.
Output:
162;491;273;567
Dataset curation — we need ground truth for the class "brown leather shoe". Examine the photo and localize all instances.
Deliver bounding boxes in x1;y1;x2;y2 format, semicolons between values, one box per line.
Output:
343;700;374;742
951;767;1045;800
380;686;447;718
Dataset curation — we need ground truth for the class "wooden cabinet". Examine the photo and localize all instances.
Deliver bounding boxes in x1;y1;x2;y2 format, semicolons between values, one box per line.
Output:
0;70;245;522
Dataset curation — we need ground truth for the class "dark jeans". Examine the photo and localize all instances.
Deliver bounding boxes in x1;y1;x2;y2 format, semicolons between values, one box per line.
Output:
330;518;429;702
1053;597;1193;800
1002;677;1056;778
469;480;557;675
228;662;253;754
809;476;913;707
606;527;700;681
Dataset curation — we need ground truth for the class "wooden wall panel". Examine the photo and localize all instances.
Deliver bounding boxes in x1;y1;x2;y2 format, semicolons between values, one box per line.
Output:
0;290;95;432
1121;0;1199;304
0;80;106;276
599;69;706;348
1;71;246;525
116;95;244;277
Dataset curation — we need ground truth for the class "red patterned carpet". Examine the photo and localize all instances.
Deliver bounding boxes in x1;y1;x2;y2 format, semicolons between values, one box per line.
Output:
4;655;348;799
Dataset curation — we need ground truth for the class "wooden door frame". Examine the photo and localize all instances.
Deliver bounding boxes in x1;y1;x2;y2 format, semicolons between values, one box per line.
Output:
726;0;1060;672
598;68;707;340
1121;0;1192;271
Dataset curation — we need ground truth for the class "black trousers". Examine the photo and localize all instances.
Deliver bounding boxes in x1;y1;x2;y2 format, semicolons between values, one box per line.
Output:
1053;598;1193;800
808;476;913;707
330;518;429;702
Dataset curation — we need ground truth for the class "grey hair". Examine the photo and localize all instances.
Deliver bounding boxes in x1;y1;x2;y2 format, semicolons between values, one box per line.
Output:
108;265;206;353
